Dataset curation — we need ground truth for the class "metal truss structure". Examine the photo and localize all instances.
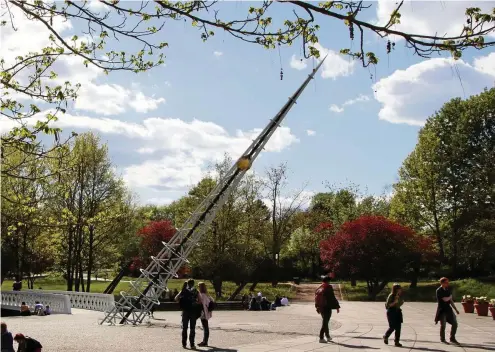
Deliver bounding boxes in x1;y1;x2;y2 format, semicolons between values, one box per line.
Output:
100;56;327;326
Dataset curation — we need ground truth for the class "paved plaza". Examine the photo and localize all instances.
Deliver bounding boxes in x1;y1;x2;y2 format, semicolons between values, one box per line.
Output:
2;302;494;351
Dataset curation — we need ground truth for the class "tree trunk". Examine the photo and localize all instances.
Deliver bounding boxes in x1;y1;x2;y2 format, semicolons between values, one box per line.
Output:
66;228;74;291
249;281;259;292
351;278;357;287
212;276;222;298
228;282;247;301
368;281;388;301
410;263;420;289
86;226;94;292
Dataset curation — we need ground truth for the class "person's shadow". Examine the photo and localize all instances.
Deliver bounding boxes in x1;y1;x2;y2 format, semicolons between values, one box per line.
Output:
192;347;237;352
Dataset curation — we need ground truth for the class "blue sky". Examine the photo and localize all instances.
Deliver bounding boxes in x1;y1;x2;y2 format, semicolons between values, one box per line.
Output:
2;1;495;205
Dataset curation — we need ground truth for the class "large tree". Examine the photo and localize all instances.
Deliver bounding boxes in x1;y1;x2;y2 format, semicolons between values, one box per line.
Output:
48;132;132;291
320;215;434;300
391;88;495;275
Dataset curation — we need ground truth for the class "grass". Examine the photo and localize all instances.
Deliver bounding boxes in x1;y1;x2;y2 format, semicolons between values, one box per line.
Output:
2;277;296;302
341;279;495;302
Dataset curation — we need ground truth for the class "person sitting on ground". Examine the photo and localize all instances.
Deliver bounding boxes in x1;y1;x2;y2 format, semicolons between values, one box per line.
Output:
281;296;289;306
33;302;44;316
20;302;31;316
13;334;42;352
44;306;51;316
1;322;15;352
241;294;249;310
256;292;262;304
248;297;260;311
274;295;282;307
260;297;271;311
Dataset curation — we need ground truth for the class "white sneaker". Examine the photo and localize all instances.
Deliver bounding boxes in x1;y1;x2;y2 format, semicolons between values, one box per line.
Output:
319;338;327;343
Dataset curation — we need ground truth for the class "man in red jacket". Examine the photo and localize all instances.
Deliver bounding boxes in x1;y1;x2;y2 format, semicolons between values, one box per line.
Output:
315;276;341;343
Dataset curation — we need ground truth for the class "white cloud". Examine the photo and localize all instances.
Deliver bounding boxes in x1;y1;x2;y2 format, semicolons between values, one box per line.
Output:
1;5;165;116
373;55;495;126
314;43;355;80
0;111;300;191
213;51;223;57
87;0;109;11
329;94;370;113
262;190;315;211
289;43;355;79
290;55;308;70
375;1;495;42
306;129;316;136
329;105;344;113
474;52;495;77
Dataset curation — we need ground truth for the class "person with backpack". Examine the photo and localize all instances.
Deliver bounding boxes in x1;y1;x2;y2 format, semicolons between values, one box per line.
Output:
175;279;200;349
315;276;340;343
197;282;215;347
383;283;404;347
13;334;42;352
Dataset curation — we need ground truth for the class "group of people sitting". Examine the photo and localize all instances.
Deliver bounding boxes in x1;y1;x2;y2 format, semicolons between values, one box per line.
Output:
247;293;289;311
20;302;51;317
1;322;42;352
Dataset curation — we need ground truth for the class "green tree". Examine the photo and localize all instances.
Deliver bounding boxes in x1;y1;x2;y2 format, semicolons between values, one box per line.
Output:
391;88;495;275
48;132;132;291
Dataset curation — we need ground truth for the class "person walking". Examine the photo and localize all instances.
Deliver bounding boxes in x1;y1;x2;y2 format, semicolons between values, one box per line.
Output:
197;282;214;347
383;283;404;347
315;276;340;343
175;279;200;349
435;277;460;344
1;322;15;352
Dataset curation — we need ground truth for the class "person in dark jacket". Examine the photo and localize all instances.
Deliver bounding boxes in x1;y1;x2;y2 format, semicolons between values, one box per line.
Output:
1;322;15;352
434;277;459;344
13;334;42;352
383;284;404;347
175;279;200;349
315;276;340;343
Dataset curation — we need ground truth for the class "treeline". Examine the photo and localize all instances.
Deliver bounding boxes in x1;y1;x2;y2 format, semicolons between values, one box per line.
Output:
1;88;494;294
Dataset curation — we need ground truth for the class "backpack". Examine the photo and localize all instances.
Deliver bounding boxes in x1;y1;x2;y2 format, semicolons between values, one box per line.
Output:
315;284;327;309
178;289;195;311
208;299;216;312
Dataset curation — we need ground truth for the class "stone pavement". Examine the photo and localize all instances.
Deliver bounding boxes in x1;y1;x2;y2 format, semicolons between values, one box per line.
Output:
2;302;493;351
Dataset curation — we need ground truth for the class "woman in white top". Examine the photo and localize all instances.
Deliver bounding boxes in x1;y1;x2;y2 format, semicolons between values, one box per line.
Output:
197;282;213;347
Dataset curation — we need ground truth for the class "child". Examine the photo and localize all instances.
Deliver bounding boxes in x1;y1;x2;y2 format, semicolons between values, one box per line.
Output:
1;322;15;352
13;334;42;352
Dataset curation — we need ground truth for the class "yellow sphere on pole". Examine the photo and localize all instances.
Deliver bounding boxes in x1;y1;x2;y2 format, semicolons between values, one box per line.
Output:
237;157;251;171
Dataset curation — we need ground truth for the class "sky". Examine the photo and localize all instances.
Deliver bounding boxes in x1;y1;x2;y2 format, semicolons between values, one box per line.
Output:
1;0;495;206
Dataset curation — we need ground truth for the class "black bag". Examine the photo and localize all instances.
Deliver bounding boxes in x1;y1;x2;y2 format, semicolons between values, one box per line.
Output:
178;289;193;311
208;299;216;312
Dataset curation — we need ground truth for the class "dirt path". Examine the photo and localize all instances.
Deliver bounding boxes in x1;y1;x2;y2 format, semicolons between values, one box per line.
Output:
293;283;344;302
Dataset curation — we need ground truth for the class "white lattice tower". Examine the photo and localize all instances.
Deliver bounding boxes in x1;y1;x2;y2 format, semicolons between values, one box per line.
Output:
100;56;327;326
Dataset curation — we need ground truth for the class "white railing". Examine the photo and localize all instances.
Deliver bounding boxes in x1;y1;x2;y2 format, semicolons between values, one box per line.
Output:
30;290;115;312
1;291;72;314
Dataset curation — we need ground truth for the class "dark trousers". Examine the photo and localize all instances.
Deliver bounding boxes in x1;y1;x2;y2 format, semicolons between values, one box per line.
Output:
181;312;197;346
385;309;402;342
439;309;457;341
201;319;209;344
320;309;332;339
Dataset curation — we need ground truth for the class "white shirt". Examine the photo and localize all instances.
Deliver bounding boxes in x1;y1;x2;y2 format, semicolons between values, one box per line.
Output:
281;297;289;306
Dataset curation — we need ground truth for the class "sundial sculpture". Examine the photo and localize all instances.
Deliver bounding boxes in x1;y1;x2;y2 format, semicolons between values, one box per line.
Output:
100;55;328;326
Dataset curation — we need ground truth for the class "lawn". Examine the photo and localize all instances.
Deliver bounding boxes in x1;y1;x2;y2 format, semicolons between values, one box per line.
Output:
2;276;296;302
341;279;495;302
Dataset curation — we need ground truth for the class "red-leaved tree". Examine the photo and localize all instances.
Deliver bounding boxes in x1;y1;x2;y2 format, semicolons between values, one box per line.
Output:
131;220;188;278
320;215;436;300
